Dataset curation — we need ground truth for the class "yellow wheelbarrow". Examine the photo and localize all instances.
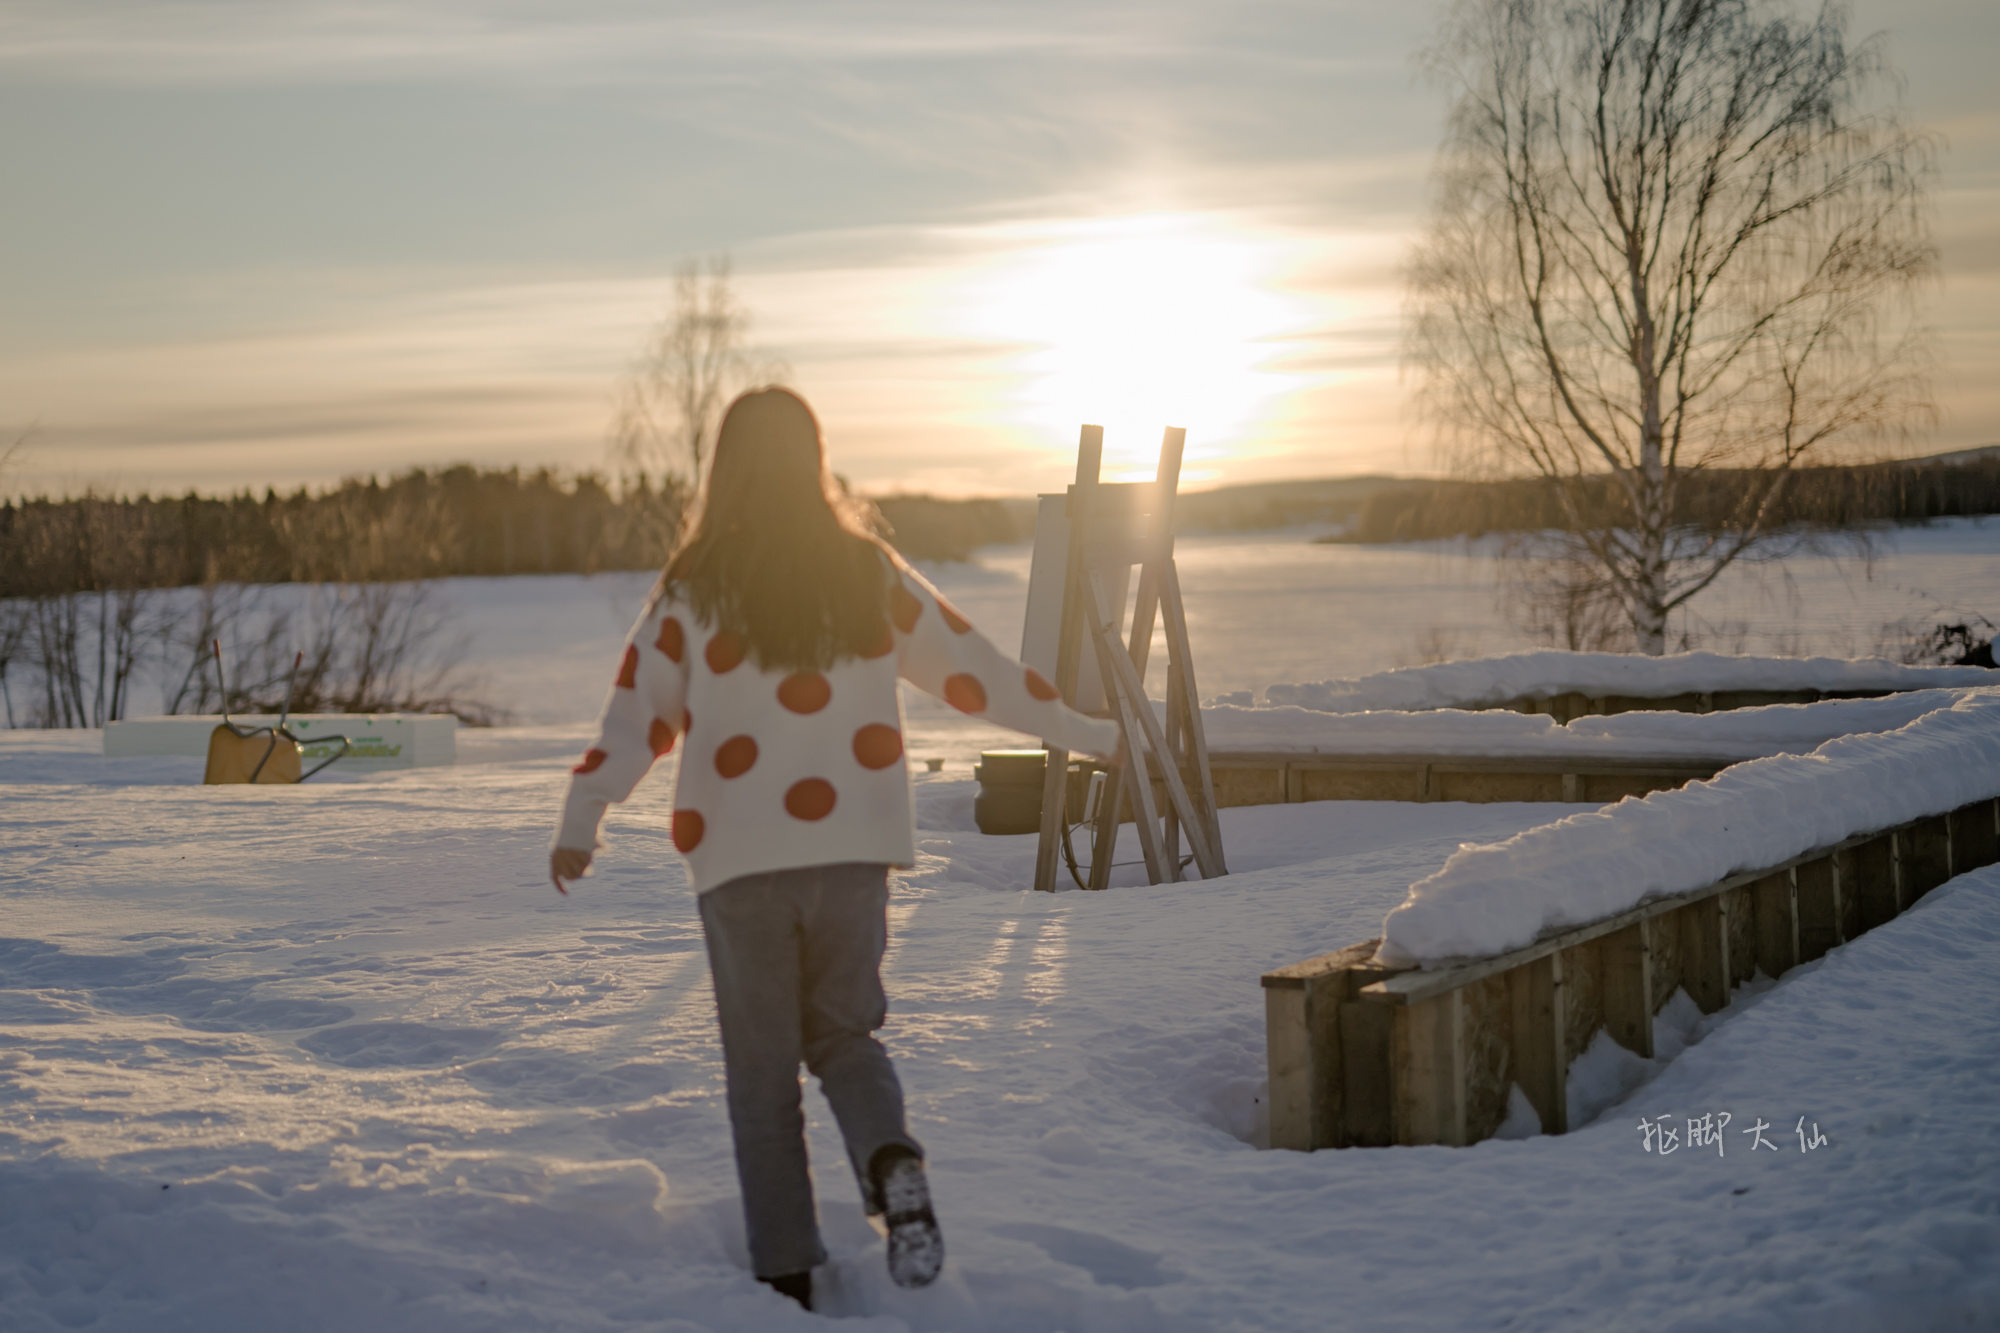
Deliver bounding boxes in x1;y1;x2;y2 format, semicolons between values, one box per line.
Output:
203;642;353;785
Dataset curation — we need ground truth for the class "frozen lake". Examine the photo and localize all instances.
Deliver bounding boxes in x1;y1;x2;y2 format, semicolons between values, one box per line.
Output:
448;518;2000;762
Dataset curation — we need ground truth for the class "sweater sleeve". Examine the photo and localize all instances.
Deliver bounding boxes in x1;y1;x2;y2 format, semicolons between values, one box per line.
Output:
889;558;1121;760
552;595;691;851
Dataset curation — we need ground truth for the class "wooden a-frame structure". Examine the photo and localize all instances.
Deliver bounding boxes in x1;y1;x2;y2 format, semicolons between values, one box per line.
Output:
1031;425;1228;893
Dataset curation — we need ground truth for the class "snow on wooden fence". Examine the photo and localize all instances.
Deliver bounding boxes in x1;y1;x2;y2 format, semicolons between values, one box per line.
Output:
1261;690;2000;1150
1196;687;1980;807
1259;651;1994;718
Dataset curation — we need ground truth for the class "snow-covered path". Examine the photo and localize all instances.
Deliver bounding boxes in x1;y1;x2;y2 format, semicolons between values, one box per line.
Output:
4;728;1998;1331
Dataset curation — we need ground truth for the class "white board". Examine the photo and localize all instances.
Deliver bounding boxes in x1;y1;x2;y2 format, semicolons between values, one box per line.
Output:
102;714;457;771
1020;493;1130;719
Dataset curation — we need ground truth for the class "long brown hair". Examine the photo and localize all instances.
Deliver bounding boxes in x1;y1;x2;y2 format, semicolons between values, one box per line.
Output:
662;388;893;671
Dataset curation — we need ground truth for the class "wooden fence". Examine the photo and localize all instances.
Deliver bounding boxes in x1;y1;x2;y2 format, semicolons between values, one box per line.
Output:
1262;796;2000;1150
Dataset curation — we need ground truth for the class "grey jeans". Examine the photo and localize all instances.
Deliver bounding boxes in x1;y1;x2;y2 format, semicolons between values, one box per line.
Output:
698;862;923;1277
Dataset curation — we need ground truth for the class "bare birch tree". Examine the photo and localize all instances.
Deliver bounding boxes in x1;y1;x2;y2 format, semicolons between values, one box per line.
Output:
609;255;784;488
1409;0;1936;654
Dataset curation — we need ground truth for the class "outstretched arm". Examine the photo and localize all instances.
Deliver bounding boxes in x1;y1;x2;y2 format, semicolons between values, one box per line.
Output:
888;560;1121;760
549;596;691;891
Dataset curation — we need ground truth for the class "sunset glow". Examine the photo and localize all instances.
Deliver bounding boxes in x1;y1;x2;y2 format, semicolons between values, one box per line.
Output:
961;215;1314;480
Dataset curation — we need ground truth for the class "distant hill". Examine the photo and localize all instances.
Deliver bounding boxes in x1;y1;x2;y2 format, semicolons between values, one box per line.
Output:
870;475;1409;561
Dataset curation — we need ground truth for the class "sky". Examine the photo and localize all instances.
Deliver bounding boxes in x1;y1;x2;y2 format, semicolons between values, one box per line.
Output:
2;0;1996;500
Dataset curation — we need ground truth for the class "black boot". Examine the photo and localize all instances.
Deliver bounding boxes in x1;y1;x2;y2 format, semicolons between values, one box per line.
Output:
868;1145;944;1289
759;1270;811;1310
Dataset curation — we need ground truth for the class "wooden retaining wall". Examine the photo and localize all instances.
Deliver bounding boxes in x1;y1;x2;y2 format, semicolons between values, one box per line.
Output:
1206;752;1728;808
1505;688;1892;723
1261;796;2000;1150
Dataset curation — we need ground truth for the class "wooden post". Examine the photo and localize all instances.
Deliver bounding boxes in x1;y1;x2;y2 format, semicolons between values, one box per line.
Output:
1599;922;1654;1058
1261;941;1385;1151
1680;895;1731;1013
1507;952;1567;1135
1395;989;1468;1146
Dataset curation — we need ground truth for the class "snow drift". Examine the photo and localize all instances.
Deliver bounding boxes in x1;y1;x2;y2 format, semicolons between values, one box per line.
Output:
1375;686;2000;967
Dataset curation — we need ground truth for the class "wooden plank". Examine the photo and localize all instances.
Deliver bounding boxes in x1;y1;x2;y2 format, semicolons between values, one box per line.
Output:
1680;896;1731;1014
1086;587;1170;883
1950;798;1999;873
1724;886;1757;986
1835;847;1863;942
1461;974;1514;1143
1507;952;1566;1134
1752;869;1799;977
1905;815;1952;899
1599;922;1654;1058
1264;986;1312;1151
1850;835;1898;932
1261;939;1384;989
1646;912;1682;1014
1394;990;1466;1146
1795;856;1840;962
1561;940;1603;1065
1339;1001;1395;1147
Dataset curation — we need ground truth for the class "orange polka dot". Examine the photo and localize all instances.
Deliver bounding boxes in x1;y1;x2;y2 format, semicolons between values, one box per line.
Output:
705;630;745;674
938;600;972;634
573;748;607;775
778;672;832;714
862;620;895;659
714;734;758;779
616;644;639;688
890;584;923;633
672;809;705;853
785;778;837;821
1025;667;1060;701
656;617;685;662
943;673;987;714
712;732;756;772
852;723;903;770
681;708;693;734
648;717;677;758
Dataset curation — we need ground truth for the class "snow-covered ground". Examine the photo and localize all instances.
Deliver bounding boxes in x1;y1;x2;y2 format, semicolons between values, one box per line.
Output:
5;526;2000;1330
6;717;2000;1329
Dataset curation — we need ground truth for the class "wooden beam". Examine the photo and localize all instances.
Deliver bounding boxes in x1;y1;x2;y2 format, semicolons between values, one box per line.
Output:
1599;922;1654;1058
1032;425;1103;894
1088;571;1222;879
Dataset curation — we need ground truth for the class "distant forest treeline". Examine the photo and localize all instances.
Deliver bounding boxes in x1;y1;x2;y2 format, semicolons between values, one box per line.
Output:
0;469;1406;597
7;457;1996;601
1333;457;2000;545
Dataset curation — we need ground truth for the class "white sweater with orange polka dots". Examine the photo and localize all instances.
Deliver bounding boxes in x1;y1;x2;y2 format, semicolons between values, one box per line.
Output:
552;557;1120;893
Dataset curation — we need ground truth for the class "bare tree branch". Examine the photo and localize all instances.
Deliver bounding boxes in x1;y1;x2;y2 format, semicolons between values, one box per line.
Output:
1409;0;1936;654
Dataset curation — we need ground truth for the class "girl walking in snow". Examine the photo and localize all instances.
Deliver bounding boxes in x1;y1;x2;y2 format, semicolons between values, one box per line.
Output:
548;387;1119;1311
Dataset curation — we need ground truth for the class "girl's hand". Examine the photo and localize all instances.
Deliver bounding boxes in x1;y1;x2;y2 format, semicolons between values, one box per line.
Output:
550;847;592;895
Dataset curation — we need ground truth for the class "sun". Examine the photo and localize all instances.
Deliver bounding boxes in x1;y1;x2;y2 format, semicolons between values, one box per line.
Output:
959;213;1308;479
